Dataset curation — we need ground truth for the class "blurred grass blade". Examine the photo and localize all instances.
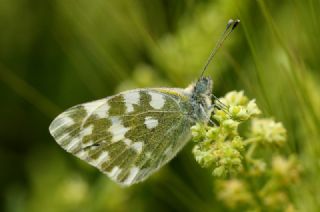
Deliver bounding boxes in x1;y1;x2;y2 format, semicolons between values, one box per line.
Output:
0;64;60;118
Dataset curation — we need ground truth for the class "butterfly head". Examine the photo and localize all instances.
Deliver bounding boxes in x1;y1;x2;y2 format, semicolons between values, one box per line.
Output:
194;76;213;97
184;76;213;123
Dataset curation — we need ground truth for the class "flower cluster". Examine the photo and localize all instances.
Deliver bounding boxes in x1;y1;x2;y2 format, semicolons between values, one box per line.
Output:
192;90;261;177
191;90;300;211
250;118;287;147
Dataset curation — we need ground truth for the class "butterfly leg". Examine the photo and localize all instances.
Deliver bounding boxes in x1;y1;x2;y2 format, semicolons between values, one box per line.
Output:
210;94;232;117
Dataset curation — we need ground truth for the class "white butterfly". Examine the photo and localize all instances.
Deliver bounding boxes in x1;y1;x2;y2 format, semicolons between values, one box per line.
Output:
49;19;239;186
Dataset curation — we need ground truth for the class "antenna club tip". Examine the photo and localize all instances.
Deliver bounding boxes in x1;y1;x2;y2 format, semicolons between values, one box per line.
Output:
232;19;240;30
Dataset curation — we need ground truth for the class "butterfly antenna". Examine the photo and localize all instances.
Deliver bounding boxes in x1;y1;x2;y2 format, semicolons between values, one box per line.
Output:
199;19;240;78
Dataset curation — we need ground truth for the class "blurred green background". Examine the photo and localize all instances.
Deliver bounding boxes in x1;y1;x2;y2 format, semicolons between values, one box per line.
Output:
1;0;319;211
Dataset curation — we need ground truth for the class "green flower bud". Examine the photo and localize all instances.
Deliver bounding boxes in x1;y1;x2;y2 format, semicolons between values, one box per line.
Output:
213;109;228;123
192;145;214;168
206;127;220;140
247;100;261;116
229;105;250;120
213;166;226;177
231;136;244;151
222;119;239;131
231;158;242;166
191;123;207;142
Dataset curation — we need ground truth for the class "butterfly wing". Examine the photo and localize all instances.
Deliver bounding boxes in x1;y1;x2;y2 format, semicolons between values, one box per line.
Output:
49;88;193;186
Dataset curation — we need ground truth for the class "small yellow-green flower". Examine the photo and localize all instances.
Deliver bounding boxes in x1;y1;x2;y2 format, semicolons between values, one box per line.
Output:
271;156;300;184
217;91;261;121
251;118;287;146
246;100;261;116
220;90;249;106
216;179;253;209
191;123;207;142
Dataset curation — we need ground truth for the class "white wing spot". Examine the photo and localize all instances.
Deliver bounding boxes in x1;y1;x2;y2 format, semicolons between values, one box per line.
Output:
123;138;132;146
94;101;110;118
56;133;71;144
149;92;165;109
65;137;79;151
108;117;130;142
123;167;140;185
93;151;109;166
83;99;106;114
81;99;107;128
77;150;88;160
49;116;74;133
131;141;143;153
81;125;93;138
108;166;122;180
144;116;159;129
123;92;140;113
65;125;93;151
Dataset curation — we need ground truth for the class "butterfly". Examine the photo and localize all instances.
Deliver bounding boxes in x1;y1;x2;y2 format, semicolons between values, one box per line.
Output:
49;19;239;186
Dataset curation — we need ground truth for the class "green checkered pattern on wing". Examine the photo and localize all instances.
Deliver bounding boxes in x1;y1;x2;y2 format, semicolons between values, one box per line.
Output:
49;89;193;185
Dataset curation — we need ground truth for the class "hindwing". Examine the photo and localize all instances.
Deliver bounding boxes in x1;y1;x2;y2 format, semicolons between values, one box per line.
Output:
49;89;193;185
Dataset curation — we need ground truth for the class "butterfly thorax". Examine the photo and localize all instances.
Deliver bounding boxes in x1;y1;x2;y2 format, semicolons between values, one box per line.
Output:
184;76;213;123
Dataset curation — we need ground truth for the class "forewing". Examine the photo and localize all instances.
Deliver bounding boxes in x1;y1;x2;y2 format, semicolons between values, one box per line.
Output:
49;89;192;186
